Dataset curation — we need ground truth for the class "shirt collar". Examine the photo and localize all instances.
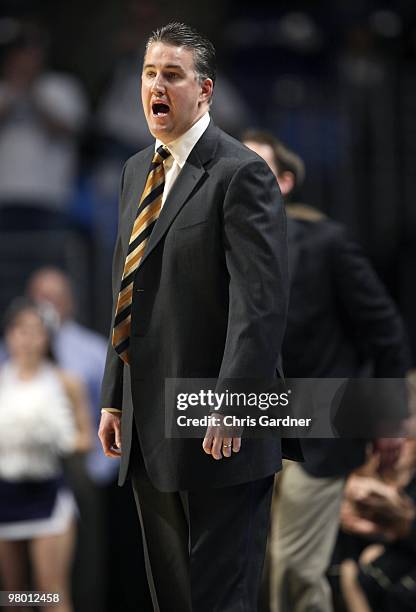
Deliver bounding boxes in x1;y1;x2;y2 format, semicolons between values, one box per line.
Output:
155;112;210;168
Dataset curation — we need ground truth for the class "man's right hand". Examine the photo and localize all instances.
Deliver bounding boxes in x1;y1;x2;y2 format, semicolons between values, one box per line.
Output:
98;411;122;458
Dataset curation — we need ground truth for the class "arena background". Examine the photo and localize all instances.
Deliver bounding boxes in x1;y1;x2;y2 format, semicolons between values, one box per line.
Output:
0;0;415;362
0;2;416;611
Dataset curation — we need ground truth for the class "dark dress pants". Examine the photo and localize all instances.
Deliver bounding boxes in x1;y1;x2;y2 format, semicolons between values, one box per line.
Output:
129;429;274;612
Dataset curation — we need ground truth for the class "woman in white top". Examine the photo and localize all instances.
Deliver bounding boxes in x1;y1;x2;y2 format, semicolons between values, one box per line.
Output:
0;298;92;612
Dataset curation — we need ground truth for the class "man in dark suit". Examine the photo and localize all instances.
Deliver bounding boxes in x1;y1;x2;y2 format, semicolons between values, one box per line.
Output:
98;23;298;612
243;130;409;612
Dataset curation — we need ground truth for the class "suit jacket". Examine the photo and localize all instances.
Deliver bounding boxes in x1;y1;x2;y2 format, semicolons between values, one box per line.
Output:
283;206;409;477
101;121;301;491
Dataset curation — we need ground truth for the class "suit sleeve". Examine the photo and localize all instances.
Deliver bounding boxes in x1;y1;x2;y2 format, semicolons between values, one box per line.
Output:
331;225;410;377
100;163;128;411
217;159;289;387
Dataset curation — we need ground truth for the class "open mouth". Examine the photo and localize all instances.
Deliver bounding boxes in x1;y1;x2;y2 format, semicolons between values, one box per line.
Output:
152;102;170;117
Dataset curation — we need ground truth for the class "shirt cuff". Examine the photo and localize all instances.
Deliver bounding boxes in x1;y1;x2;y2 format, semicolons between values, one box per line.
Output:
101;408;122;415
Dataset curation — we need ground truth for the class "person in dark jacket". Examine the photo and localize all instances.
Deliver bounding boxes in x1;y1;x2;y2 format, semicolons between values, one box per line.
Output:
243;130;410;612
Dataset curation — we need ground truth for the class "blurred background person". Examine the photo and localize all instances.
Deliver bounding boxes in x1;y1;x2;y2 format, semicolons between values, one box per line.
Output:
0;267;150;611
26;267;151;612
26;266;110;483
339;436;416;612
0;20;88;322
0;22;87;229
0;298;92;612
242;130;409;612
26;267;111;611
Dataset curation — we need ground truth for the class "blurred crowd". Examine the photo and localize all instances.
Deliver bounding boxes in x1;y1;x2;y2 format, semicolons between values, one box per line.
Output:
0;3;416;612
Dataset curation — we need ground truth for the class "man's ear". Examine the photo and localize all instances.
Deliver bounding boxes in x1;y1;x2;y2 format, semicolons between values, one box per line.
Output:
278;171;296;197
199;78;213;104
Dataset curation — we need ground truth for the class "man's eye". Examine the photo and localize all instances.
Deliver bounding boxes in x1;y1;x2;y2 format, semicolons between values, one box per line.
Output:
167;73;179;80
145;71;156;78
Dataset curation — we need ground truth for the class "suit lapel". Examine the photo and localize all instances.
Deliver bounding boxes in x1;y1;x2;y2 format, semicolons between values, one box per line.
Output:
121;146;154;253
137;120;219;270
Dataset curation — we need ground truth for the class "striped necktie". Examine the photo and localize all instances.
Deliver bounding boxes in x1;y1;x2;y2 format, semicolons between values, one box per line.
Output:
112;145;171;363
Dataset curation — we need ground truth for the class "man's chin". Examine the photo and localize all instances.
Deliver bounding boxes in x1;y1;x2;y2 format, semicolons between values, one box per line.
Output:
148;123;174;142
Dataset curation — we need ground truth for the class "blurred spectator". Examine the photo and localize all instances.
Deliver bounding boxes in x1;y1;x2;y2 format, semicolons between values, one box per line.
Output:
26;267;112;612
242;130;409;612
27;266;151;612
27;266;113;483
339;438;416;612
0;21;87;229
0;298;92;612
0;21;89;324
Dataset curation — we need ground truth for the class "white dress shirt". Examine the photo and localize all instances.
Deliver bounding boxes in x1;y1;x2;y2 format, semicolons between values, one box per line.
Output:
155;112;210;206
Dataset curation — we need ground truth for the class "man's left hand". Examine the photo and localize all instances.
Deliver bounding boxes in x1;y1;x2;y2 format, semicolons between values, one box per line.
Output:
202;414;242;459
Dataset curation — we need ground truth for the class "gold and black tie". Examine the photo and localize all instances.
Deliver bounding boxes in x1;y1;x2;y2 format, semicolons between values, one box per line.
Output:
112;145;171;363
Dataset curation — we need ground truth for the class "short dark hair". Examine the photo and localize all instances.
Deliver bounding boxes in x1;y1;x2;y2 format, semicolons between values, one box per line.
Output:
146;22;216;87
241;129;306;191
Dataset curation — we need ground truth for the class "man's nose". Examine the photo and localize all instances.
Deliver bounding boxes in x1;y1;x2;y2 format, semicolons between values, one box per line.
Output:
151;74;166;95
